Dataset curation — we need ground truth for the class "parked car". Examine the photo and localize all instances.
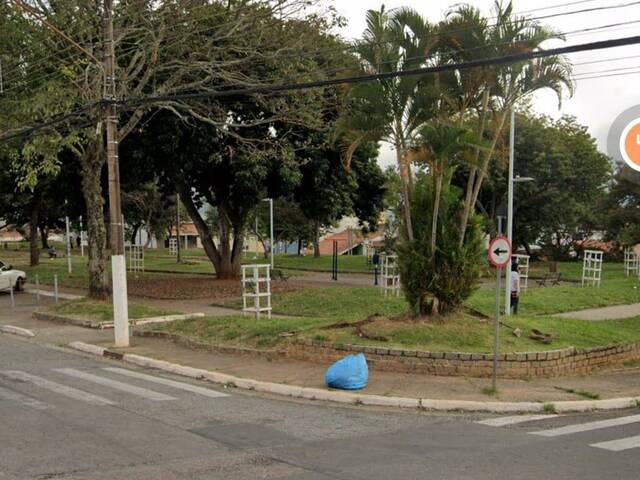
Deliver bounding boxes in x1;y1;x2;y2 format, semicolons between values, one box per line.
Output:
0;260;26;292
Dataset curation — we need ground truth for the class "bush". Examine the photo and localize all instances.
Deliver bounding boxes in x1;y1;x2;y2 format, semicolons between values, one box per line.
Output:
397;173;484;315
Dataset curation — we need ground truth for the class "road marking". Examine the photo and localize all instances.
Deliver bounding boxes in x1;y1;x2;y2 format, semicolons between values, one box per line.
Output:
0;371;114;406
103;367;229;399
591;435;640;451
55;368;176;401
530;414;640;437
0;385;53;410
477;415;557;427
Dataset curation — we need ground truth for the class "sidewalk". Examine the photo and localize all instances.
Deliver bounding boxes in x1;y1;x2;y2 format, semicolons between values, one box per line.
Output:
3;291;640;405
555;303;640;321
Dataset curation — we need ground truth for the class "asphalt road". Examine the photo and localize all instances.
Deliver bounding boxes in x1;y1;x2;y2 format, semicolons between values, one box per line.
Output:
2;333;640;479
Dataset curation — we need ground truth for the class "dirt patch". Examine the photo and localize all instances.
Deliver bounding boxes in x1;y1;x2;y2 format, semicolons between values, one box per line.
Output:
127;273;304;300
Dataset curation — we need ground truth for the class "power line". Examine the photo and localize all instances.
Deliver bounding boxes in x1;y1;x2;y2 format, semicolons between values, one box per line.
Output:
573;63;640;76
5;0;639;90
575;69;640;80
5;15;640;97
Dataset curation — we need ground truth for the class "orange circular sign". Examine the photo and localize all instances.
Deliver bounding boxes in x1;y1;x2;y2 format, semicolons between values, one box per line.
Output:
620;118;640;172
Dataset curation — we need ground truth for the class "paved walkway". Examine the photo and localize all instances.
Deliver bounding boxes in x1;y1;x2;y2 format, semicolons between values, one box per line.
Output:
555;303;640;321
3;291;640;404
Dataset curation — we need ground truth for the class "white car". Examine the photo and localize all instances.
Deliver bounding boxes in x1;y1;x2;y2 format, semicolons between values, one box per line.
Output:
0;260;26;292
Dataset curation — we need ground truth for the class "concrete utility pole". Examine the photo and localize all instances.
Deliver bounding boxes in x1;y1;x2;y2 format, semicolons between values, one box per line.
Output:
104;0;129;347
505;107;515;316
176;193;182;263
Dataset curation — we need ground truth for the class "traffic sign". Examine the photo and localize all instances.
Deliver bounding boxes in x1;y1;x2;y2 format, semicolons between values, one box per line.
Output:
488;236;512;268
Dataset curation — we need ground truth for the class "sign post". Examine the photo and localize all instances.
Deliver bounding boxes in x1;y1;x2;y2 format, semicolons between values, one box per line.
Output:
488;233;512;391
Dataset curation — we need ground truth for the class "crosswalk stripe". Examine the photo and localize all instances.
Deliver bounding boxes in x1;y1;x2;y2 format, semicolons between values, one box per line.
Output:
0;371;114;406
477;415;557;427
591;435;640;451
103;367;229;399
530;414;640;437
0;385;53;410
55;368;176;401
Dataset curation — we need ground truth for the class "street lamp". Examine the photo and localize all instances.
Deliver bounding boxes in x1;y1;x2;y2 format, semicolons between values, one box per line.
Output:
262;198;274;269
504;107;535;316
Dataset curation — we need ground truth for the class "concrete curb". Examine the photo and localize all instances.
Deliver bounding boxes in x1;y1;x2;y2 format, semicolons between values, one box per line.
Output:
33;311;204;330
0;325;35;338
67;341;640;414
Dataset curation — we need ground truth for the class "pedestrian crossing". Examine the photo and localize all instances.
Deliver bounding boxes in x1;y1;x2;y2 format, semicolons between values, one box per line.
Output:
476;411;640;452
0;367;229;409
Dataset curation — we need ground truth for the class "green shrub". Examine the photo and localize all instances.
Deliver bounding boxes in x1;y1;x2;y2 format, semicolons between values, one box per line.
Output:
397;173;484;315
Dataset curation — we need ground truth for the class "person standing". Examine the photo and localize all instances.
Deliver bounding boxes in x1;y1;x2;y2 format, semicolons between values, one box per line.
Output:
510;262;521;315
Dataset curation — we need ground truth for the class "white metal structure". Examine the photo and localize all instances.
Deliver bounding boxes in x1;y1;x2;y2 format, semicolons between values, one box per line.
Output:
241;264;272;319
127;245;145;273
512;254;530;293
380;254;400;297
582;250;604;287
624;248;639;276
168;237;178;256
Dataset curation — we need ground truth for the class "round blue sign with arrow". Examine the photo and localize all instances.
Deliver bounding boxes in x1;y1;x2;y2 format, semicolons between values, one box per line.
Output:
488;236;512;269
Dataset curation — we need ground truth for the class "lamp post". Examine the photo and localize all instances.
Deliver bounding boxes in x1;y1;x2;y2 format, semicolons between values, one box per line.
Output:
262;198;274;269
504;108;535;315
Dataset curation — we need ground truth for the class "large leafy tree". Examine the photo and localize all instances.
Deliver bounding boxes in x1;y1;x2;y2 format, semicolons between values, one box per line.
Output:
601;167;640;249
2;0;336;296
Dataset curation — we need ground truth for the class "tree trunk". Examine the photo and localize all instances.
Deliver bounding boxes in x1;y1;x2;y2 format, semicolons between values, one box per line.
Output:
459;89;490;247
80;142;109;299
39;227;49;250
130;223;140;246
395;141;414;243
430;167;443;254
29;194;41;267
313;220;320;258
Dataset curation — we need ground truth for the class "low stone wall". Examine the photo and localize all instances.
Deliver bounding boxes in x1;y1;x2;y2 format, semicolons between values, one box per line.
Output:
286;339;640;379
134;330;640;379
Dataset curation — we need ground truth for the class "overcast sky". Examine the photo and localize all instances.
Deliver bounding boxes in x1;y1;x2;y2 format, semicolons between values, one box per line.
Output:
329;0;639;167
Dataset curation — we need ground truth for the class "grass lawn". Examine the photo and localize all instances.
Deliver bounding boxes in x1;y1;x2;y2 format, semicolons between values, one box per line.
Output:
150;314;337;348
147;311;640;353
50;297;176;323
468;277;640;316
228;286;407;319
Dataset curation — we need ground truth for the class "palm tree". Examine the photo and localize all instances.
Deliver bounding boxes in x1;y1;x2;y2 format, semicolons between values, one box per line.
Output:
339;6;439;242
441;1;574;245
409;122;484;253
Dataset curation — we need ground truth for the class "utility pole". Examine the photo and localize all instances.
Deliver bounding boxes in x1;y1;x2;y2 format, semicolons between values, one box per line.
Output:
505;107;515;316
176;193;182;263
104;0;129;347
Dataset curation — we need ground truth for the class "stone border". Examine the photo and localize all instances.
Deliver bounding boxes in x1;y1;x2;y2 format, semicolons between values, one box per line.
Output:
287;339;640;379
67;341;640;414
136;329;640;380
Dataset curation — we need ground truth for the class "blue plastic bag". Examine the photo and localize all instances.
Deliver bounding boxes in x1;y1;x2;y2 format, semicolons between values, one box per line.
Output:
325;353;368;390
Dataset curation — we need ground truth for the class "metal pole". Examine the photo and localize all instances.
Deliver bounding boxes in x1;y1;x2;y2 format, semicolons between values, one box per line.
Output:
35;274;40;305
54;274;59;304
9;283;15;309
79;216;84;257
104;0;129;347
493;267;502;391
175;193;182;263
505;107;515;316
269;198;274;269
65;215;72;274
493;216;504;391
